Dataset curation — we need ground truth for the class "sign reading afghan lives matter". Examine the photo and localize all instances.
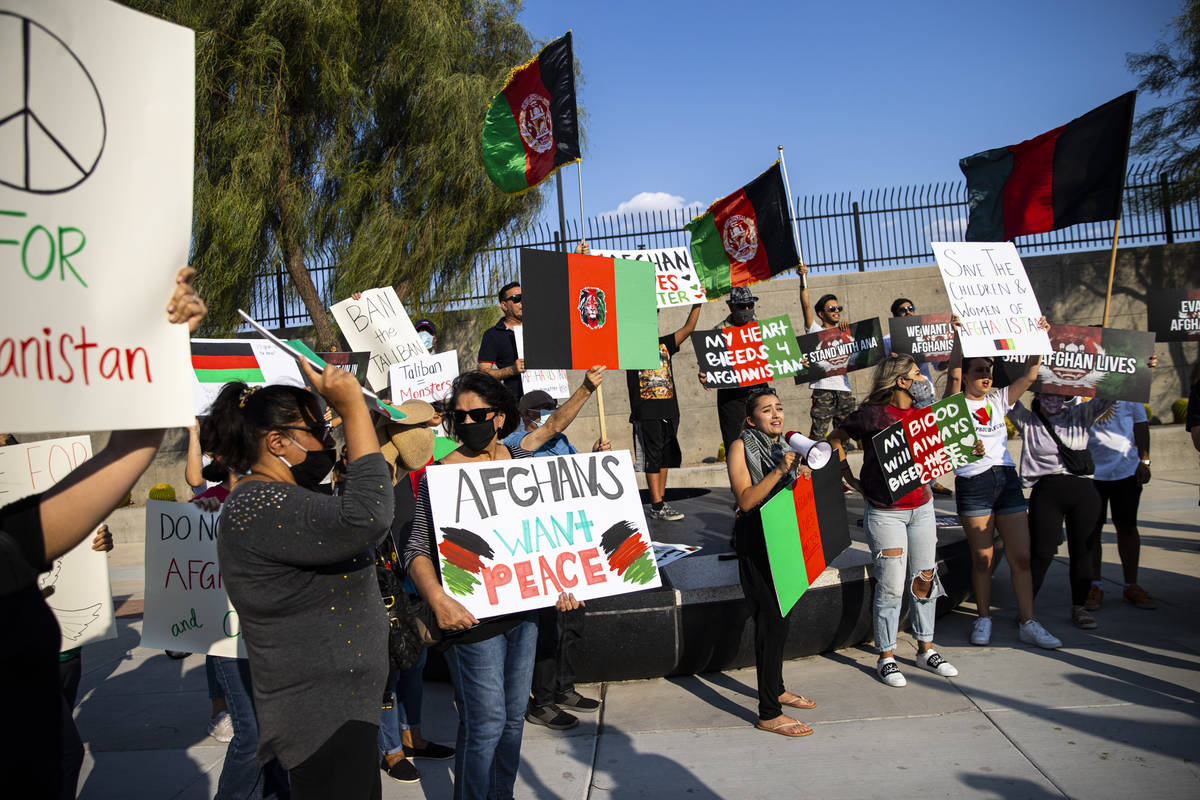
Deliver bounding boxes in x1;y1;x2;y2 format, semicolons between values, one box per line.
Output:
592;246;707;309
888;313;954;363
931;241;1051;358
330;288;428;392
790;318;885;384
0;435;117;650
141;500;244;658
872;394;982;502
0;0;196;433
991;324;1155;403
390;351;460;404
513;326;570;398
425;451;660;619
1147;288;1200;342
691;315;805;388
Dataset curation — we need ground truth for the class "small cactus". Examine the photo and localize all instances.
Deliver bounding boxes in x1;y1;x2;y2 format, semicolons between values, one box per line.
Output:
1173;398;1188;424
147;483;177;502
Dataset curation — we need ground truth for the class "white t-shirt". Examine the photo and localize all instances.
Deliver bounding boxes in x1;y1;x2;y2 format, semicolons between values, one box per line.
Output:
955;386;1016;477
1088;400;1147;482
807;321;852;392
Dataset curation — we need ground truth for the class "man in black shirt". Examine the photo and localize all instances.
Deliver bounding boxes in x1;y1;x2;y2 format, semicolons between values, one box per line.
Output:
478;281;525;401
706;287;771;451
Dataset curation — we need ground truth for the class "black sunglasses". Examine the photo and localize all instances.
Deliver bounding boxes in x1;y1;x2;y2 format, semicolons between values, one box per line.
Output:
730;302;754;311
897;304;915;313
822;304;843;313
452;407;499;424
278;423;333;444
503;293;523;303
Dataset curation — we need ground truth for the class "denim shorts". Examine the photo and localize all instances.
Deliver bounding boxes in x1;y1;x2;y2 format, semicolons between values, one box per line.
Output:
955;465;1027;518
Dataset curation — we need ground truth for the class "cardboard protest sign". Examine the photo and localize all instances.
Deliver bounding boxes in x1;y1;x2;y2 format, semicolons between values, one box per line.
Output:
759;459;851;616
0;435;117;649
141;500;244;658
513;326;570;398
887;314;954;363
592;246;708;308
0;0;195;433
1147;288;1200;342
330;288;428;391
931;241;1051;358
190;338;305;415
390;351;459;405
425;450;660;619
691;315;804;388
871;394;981;501
991;324;1155;402
790;318;885;384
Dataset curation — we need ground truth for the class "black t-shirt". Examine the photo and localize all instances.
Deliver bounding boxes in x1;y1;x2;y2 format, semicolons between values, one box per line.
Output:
478;319;522;400
627;334;680;421
1188;378;1200;432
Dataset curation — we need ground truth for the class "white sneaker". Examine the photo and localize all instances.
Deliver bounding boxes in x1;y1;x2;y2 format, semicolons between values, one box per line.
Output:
876;657;906;687
917;649;959;677
208;711;234;743
1018;619;1062;650
970;617;992;646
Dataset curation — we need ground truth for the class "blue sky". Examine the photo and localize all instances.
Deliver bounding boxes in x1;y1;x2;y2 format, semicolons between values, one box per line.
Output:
516;0;1184;225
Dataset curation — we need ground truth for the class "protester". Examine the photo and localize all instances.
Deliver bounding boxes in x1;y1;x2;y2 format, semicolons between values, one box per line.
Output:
705;287;771;450
414;319;438;352
726;388;816;737
477;282;525;401
830;355;960;687
502;366;609;456
799;264;856;442
210;358;392;799
628;304;702;521
1188;361;1200;506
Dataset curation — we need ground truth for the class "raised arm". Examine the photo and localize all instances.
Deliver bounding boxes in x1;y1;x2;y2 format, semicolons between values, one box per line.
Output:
798;263;814;329
521;366;604;452
673;304;703;347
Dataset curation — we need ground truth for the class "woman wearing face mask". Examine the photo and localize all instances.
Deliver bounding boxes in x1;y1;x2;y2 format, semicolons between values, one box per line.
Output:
209;360;392;800
830;354;959;687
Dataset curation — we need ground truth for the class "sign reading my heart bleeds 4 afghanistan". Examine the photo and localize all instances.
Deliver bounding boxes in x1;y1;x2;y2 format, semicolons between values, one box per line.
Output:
872;394;982;502
691;315;805;388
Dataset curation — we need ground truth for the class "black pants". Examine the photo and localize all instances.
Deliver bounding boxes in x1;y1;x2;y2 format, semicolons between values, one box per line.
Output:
289;720;381;800
530;605;584;708
59;655;84;800
735;513;790;721
1029;474;1103;606
1091;474;1143;580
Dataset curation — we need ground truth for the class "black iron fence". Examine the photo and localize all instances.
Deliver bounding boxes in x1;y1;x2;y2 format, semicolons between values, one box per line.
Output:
247;162;1200;328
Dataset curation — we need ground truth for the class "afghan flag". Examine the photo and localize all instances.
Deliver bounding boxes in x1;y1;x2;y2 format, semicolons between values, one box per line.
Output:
520;249;660;370
191;341;264;383
961;91;1135;241
759;459;851;616
684;162;799;299
481;32;580;194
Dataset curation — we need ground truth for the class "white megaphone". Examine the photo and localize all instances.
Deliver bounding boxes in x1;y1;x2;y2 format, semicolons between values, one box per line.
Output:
785;430;833;470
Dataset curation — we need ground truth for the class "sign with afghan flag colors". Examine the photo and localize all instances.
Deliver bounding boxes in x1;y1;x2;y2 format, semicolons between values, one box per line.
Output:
520;249;660;370
685;162;799;299
481;32;580;194
1148;288;1200;342
592;246;708;308
189;338;305;415
691;315;804;388
424;451;660;619
760;459;852;616
790;318;885;384
991;324;1155;403
888;313;954;363
961;92;1135;241
872;394;982;502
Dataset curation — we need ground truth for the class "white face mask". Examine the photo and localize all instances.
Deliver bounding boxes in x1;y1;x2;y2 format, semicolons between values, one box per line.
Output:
418;331;434;350
538;409;554;426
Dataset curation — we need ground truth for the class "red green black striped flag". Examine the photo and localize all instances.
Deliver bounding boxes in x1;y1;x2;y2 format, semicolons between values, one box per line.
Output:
191;341;265;383
685;162;799;300
520;249;660;370
482;32;580;194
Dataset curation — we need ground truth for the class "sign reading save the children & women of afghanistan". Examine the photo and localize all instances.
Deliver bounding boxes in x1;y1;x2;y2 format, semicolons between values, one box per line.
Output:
0;0;195;433
991;324;1155;403
1147;288;1200;342
872;394;982;502
887;314;955;363
790;318;885;384
691;315;804;388
330;288;428;392
931;241;1052;359
425;451;660;619
591;246;708;309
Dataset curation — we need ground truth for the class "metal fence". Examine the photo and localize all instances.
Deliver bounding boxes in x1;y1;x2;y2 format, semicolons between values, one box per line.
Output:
247;162;1200;328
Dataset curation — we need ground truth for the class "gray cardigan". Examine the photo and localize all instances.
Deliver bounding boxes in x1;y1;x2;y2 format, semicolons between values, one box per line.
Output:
1008;399;1114;487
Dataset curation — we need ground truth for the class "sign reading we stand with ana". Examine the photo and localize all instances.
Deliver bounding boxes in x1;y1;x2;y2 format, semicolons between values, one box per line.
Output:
330;288;428;392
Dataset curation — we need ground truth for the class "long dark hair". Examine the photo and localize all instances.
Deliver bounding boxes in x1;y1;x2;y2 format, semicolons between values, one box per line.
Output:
444;371;519;440
201;383;322;473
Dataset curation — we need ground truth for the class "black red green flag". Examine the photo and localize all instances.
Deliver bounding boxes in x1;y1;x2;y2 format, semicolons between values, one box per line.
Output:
190;341;264;383
961;91;1136;241
481;32;580;194
685;162;799;299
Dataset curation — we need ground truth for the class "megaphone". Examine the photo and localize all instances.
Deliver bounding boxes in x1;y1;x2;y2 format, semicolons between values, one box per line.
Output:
785;431;833;470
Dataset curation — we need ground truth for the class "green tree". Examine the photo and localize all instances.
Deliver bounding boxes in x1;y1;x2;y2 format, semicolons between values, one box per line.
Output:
121;0;544;347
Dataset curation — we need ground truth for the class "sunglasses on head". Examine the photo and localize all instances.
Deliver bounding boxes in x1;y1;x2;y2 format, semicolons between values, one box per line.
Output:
452;407;499;424
503;293;522;303
823;304;843;313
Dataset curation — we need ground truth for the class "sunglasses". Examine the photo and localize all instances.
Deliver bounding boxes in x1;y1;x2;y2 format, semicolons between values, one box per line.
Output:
278;423;333;444
822;305;843;313
503;293;523;303
897;305;915;313
730;302;754;311
452;407;499;424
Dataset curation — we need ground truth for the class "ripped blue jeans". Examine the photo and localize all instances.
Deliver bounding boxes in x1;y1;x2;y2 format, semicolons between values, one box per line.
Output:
863;501;944;653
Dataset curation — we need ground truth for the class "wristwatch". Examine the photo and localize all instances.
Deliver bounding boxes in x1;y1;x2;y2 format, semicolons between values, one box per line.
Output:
1140;458;1152;466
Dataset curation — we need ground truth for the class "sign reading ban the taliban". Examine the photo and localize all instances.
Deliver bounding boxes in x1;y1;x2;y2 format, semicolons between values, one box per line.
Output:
791;318;885;384
330;288;428;392
592;246;708;308
425;451;660;619
1147;288;1200;342
872;394;982;502
887;313;955;363
991;324;1155;403
691;315;804;388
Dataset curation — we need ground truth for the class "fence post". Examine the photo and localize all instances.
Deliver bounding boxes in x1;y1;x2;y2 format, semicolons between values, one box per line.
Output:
275;262;287;330
1160;174;1174;244
851;201;866;272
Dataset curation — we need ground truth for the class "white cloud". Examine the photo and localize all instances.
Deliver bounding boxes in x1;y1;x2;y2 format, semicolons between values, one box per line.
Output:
599;191;702;219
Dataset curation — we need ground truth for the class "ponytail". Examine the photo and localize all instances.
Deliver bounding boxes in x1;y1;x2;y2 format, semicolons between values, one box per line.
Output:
200;382;320;474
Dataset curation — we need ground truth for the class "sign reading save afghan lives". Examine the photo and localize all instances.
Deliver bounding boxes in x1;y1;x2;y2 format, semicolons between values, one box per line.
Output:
872;394;982;502
591;246;707;309
425;451;660;619
991;324;1155;403
691;315;805;388
931;241;1052;358
0;0;196;433
1147;288;1200;342
791;318;885;384
887;313;955;363
330;288;428;392
390;350;459;404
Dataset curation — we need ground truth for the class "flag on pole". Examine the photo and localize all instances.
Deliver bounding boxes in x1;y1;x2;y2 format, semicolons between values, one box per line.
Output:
684;162;799;300
481;32;580;194
960;91;1136;241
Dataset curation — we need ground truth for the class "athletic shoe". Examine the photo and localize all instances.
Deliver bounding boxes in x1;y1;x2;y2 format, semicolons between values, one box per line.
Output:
1018;619;1062;649
649;503;684;521
1123;583;1157;609
1084;584;1103;610
969;617;992;646
1071;605;1098;630
876;658;906;687
525;703;579;730
931;482;954;496
381;756;420;784
917;650;959;677
403;741;454;760
556;688;601;712
207;711;234;743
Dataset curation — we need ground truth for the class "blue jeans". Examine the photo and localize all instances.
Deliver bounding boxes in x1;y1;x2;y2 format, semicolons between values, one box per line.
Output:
211;656;289;800
443;616;538;800
378;650;427;757
863;502;945;653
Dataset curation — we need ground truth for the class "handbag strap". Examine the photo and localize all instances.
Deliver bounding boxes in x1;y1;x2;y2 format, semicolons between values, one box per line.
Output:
1032;400;1074;461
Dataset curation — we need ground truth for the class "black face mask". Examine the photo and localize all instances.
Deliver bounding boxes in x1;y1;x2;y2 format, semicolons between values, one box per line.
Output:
730;308;754;325
280;437;337;490
457;419;497;452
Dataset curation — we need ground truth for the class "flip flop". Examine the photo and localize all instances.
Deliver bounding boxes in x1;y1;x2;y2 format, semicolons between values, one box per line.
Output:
779;693;816;710
756;717;813;738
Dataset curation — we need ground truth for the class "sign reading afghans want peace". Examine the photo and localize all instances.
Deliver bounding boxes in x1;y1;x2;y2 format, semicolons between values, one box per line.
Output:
592;246;708;308
1147;288;1200;342
691;315;805;388
990;324;1156;403
330;288;428;392
0;0;196;433
424;451;660;619
872;394;982;501
790;318;885;384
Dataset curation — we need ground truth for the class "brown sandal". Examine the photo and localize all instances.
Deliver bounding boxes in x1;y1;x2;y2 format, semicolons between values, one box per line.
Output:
779;692;816;710
756;715;813;737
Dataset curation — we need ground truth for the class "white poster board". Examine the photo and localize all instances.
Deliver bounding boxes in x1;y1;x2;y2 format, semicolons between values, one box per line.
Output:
141;500;245;657
0;435;117;649
425;450;661;619
390;350;459;404
513;326;570;398
190;338;306;416
330;288;428;392
931;241;1051;358
0;0;196;433
592;246;707;308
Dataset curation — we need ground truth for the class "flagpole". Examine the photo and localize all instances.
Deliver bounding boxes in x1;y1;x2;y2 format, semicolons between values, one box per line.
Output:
1101;218;1121;327
777;145;807;288
595;377;608;443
